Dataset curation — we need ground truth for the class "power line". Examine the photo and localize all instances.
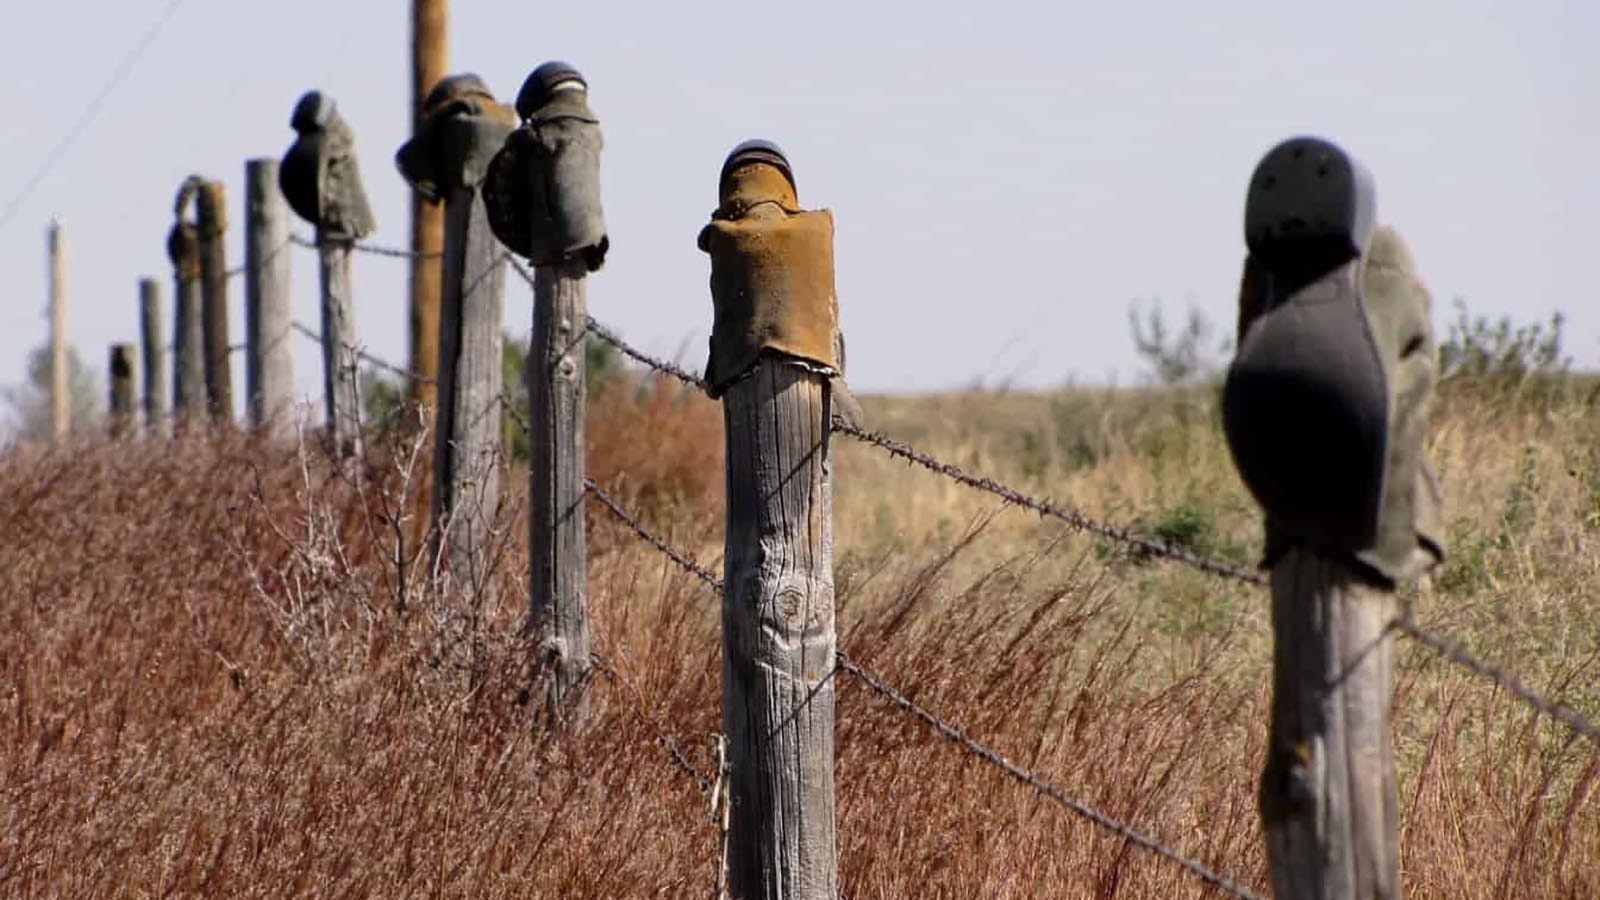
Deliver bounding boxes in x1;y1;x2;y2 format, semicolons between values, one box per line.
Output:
0;0;188;231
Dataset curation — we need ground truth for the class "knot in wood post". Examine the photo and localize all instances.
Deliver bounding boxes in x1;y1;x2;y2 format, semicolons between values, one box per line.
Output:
484;61;608;720
701;140;840;900
399;73;514;601
283;92;377;456
1223;136;1446;900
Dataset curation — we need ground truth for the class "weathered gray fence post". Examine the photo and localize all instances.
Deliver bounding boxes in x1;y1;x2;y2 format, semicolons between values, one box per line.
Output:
484;61;610;714
47;219;69;443
282;91;376;457
1223;136;1444;900
108;344;137;439
397;74;514;595
700;141;842;900
244;158;294;438
166;199;206;423
137;278;167;435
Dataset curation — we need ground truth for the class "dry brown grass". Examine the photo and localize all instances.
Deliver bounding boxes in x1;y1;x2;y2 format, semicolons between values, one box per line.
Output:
2;374;1596;898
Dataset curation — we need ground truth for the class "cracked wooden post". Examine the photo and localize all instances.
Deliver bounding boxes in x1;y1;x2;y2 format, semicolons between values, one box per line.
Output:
397;74;513;595
282;92;376;457
166;194;205;424
699;141;843;900
1224;136;1444;900
485;61;610;716
194;179;233;424
244;158;294;438
108;344;136;440
137;278;166;435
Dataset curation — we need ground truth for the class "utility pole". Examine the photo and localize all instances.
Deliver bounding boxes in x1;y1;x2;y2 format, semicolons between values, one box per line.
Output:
48;219;68;443
409;0;448;415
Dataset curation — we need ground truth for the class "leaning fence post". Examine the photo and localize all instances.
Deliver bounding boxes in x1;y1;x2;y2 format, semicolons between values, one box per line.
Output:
1224;136;1444;900
484;61;610;713
700;141;843;900
108;344;137;439
244;158;294;438
282;91;377;457
167;194;205;423
397;74;514;595
138;278;167;435
191;178;233;423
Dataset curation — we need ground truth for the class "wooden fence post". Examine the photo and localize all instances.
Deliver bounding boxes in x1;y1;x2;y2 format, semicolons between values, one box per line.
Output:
396;74;513;595
316;241;361;455
47;219;69;443
1225;138;1443;900
167;198;206;423
483;61;613;713
194;178;233;424
244;158;294;438
702;141;840;900
528;258;587;704
1260;551;1399;899
108;344;136;439
138;278;167;434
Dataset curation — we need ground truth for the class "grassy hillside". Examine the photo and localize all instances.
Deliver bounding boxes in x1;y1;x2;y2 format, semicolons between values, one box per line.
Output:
2;372;1596;898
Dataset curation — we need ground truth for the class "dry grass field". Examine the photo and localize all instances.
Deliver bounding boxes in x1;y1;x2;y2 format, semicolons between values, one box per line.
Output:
2;370;1597;898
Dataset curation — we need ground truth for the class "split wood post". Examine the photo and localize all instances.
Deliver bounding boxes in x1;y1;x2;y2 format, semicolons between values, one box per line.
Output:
108;344;136;439
1225;139;1443;900
1260;550;1400;899
701;141;841;900
244;159;294;438
484;61;612;714
47;219;69;443
195;179;233;424
167;195;206;423
137;278;167;435
396;74;513;597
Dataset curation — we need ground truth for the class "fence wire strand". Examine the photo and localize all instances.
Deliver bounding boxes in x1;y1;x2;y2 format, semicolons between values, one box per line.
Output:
590;652;716;794
289;320;434;385
583;477;1263;897
1391;616;1600;744
289;232;442;260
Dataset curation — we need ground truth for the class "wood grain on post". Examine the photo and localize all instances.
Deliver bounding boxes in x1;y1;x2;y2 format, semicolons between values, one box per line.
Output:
170;222;206;422
318;239;361;457
1261;548;1400;899
434;187;505;594
721;361;839;900
108;344;137;439
137;278;167;434
244;159;294;438
408;0;447;415
196;180;232;423
527;257;587;708
48;220;69;443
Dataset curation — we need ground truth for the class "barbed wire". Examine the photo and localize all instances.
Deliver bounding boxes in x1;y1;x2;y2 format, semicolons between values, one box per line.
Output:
829;420;1269;586
584;318;709;390
288;232;442;260
835;652;1265;899
582;477;1262;896
1391;616;1600;744
585;478;723;590
289;320;434;385
590;651;716;794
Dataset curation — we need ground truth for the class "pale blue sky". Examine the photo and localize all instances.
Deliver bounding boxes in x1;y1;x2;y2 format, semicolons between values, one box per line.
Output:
2;0;1595;410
